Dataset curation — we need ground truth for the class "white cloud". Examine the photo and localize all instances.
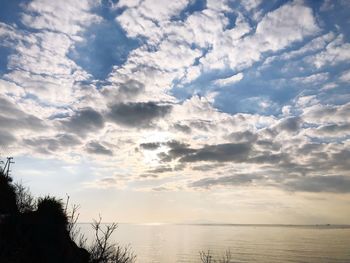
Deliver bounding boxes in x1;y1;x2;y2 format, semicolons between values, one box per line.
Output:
200;0;319;72
306;34;350;68
292;72;329;85
339;69;350;82
302;102;350;124
254;0;319;51
21;0;101;35
242;0;263;11
262;32;335;67
214;72;244;86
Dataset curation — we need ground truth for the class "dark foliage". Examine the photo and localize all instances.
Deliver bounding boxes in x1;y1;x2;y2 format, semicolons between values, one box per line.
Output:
14;182;37;213
0;168;134;263
0;170;18;215
37;196;69;227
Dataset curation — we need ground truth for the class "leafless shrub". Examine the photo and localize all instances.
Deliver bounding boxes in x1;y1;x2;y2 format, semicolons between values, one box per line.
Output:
14;181;36;213
200;250;214;263
89;216;136;263
199;250;232;263
63;195;136;263
65;195;87;248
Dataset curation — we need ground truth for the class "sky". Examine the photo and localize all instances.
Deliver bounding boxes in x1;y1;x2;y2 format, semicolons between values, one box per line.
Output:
0;0;350;224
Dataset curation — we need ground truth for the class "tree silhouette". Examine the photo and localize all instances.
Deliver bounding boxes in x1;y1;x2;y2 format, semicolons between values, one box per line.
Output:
0;158;135;263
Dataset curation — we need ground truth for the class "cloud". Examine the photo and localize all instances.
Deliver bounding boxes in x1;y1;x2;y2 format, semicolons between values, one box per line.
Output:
21;0;100;35
268;32;335;63
86;141;113;156
306;35;350;68
284;175;350;193
339;70;350;83
179;142;252;163
0;96;45;131
227;130;258;143
213;72;243;86
302;102;350;124
277;116;302;133
60;108;104;136
147;166;173;174
23;134;81;154
140;142;162;150
1;0;350;206
291;73;329;85
0;130;16;146
190;174;262;189
107;102;172;127
190;172;350;194
101;79;145;103
158;140;196;162
172;123;192;133
254;1;319;51
242;0;263;11
307;123;350;138
201;0;319;72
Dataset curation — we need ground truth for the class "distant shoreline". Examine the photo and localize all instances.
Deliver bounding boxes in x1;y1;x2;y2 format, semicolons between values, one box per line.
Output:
76;223;350;228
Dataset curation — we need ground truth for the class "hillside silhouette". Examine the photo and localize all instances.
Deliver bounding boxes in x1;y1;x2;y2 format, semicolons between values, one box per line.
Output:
0;161;135;263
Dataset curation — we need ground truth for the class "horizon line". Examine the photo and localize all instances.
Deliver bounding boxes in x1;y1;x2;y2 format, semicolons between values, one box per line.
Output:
76;222;350;227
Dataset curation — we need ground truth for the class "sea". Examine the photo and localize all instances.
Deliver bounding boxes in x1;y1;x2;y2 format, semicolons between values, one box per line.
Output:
79;223;350;263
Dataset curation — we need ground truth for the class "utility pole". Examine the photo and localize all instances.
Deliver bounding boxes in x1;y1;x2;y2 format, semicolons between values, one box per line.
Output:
1;157;14;178
0;158;3;174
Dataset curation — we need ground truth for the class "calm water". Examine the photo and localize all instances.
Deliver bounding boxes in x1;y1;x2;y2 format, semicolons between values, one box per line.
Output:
79;224;350;263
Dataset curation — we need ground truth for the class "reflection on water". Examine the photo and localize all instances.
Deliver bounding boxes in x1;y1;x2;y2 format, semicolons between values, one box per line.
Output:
79;224;350;262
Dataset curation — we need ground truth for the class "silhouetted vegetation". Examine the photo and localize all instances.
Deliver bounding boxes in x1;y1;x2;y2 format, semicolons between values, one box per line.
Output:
1;159;231;262
200;250;232;263
14;181;37;213
0;166;135;263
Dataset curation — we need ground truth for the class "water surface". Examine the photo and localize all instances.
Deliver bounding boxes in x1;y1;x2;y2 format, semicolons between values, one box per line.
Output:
80;224;350;262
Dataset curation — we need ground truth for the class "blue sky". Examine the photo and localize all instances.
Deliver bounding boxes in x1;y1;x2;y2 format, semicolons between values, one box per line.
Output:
1;0;350;224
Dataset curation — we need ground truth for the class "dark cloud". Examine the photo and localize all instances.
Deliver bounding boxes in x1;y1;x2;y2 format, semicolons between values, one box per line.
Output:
315;123;350;135
227;130;258;142
0;97;26;116
297;143;324;155
248;152;284;164
157;140;254;163
284;175;350;193
256;139;281;151
0;130;16;146
179;143;252;163
147;166;173;173
23;134;81;154
139;174;158;178
107;102;172;127
190;174;262;189
278;116;302;132
158;141;196;162
0;97;45;131
189;120;214;131
102;79;144;101
0;115;44;131
304;103;350;122
140;142;162;150
118;79;144;98
57;134;81;146
86;141;113;156
172;123;191;133
330;149;350;171
60;108;104;137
